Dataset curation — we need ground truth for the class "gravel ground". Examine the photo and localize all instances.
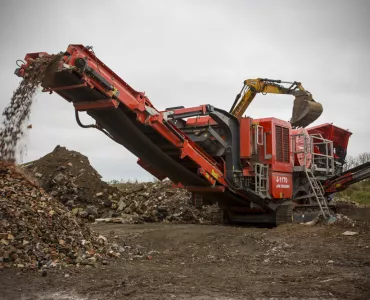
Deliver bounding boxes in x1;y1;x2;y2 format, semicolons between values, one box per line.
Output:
1;219;370;300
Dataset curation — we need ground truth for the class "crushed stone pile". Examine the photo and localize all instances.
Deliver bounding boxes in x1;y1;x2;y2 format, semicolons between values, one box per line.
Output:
23;145;122;221
24;146;212;224
0;162;117;270
101;180;212;224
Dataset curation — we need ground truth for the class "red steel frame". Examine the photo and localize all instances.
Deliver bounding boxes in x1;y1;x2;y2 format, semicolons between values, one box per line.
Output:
19;45;227;188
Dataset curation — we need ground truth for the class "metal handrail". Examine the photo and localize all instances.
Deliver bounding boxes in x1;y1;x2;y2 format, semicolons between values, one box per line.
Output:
291;132;334;177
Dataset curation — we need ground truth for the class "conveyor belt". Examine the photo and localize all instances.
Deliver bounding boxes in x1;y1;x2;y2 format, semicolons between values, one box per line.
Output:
15;44;274;212
87;106;208;186
324;162;370;193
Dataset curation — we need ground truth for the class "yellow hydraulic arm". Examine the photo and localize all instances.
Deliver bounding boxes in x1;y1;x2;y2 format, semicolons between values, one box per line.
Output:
229;78;323;128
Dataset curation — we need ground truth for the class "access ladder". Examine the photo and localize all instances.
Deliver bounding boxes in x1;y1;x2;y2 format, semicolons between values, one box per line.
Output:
255;163;269;197
305;169;332;218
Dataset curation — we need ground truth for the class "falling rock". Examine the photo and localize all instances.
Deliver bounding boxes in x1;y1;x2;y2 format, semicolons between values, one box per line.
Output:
35;172;43;178
96;192;103;197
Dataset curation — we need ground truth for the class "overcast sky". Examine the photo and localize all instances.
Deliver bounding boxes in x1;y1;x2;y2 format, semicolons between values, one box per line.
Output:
0;0;369;181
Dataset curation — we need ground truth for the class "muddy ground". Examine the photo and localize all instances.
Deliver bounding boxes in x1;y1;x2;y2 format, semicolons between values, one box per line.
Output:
1;217;370;300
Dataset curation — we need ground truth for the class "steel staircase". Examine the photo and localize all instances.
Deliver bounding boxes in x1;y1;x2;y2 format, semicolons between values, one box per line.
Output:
305;169;332;218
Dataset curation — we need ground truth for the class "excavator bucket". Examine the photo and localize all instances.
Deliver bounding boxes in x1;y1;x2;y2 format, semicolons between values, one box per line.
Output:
290;91;323;128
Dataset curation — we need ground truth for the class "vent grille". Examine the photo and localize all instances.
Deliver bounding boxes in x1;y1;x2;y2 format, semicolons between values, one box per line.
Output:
276;125;290;163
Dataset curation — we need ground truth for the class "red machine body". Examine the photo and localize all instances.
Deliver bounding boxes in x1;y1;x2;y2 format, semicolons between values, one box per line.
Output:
253;118;293;173
246;117;293;199
307;123;352;149
307;123;352;163
185;116;294;200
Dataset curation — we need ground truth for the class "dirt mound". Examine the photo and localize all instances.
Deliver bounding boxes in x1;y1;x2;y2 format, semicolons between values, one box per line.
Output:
0;55;60;161
24;146;212;224
23;145;122;220
0;162;117;270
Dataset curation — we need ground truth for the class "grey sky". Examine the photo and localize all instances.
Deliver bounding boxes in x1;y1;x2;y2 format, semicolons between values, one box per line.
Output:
0;0;369;181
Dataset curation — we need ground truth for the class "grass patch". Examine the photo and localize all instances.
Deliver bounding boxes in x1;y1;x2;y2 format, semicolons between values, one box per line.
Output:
338;180;370;205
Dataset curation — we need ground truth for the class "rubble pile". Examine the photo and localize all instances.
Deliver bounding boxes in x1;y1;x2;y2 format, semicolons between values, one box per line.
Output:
0;162;115;269
102;180;212;224
24;146;212;224
24;145;122;221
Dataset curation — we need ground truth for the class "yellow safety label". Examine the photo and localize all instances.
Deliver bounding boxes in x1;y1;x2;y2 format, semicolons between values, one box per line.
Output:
211;169;219;180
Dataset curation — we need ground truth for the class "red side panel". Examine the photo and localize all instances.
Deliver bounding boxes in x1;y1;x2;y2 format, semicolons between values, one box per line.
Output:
240;117;252;158
186;116;216;126
254;118;293;173
269;172;293;199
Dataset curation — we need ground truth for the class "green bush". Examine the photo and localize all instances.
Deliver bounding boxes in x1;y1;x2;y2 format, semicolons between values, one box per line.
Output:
338;180;370;205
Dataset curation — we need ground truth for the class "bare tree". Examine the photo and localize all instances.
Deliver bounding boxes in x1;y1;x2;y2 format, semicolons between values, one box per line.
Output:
357;152;370;165
343;155;355;171
343;152;370;171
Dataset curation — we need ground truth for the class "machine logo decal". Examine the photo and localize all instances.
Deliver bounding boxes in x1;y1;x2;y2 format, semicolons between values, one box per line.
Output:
276;176;290;188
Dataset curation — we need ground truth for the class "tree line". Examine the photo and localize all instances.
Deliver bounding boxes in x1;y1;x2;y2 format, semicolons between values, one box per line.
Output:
344;152;370;171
